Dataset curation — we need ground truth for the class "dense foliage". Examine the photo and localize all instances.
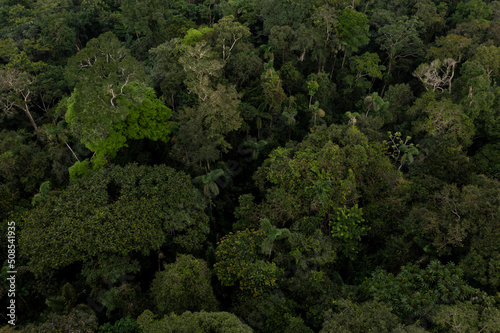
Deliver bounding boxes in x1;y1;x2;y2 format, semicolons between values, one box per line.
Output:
1;0;500;331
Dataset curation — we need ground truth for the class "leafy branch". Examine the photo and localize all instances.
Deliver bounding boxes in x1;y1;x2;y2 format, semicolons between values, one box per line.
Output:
386;131;419;170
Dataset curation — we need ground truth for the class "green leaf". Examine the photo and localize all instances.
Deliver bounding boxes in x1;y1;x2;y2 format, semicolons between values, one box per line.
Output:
407;153;414;164
408;147;419;155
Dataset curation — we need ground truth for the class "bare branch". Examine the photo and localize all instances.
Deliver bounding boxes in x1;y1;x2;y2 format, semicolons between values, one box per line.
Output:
64;141;80;162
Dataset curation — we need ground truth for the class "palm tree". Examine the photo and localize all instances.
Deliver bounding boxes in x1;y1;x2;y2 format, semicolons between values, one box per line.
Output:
260;218;291;260
243;139;268;161
193;169;226;199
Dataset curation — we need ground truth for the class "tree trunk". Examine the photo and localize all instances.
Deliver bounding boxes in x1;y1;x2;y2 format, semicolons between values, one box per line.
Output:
22;104;39;133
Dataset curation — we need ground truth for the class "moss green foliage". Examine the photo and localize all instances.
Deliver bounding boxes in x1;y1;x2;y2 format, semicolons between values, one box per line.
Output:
98;316;142;333
4;0;500;331
365;260;480;322
68;159;91;180
214;228;282;296
330;204;367;260
65;33;171;169
321;299;400;333
67;82;172;170
20;164;209;273
151;254;218;315
344;52;385;89
336;7;370;54
253;124;401;253
137;309;253;333
182;27;214;46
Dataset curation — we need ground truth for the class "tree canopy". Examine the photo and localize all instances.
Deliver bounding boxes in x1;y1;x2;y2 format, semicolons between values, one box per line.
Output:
2;0;500;331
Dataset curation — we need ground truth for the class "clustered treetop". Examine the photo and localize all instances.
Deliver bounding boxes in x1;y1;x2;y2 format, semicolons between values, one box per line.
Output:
2;0;500;332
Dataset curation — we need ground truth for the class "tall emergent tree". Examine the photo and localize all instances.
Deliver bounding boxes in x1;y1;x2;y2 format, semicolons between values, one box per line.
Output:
65;32;172;170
